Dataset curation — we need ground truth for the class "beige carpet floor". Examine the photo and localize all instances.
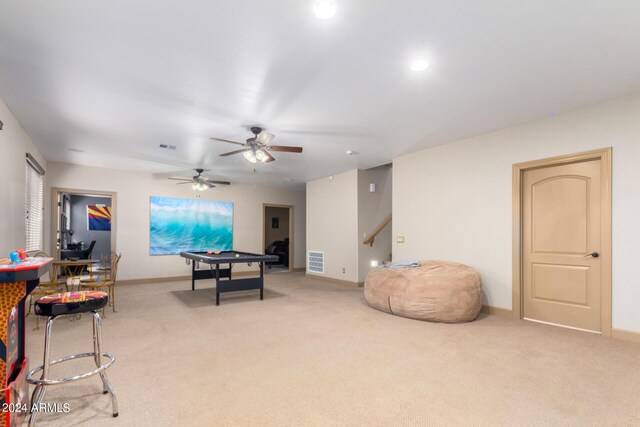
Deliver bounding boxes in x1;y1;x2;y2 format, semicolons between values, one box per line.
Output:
25;272;640;426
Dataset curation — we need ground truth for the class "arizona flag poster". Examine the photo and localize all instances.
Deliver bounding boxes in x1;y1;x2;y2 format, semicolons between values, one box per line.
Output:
87;205;111;231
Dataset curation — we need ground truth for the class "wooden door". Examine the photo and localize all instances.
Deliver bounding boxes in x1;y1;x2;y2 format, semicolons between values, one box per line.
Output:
522;159;602;332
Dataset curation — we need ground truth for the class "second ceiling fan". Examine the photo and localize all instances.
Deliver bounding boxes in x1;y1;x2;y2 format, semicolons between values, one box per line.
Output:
211;127;303;164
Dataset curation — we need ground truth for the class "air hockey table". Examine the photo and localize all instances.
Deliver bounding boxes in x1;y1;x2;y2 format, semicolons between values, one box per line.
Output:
180;251;278;305
0;257;52;426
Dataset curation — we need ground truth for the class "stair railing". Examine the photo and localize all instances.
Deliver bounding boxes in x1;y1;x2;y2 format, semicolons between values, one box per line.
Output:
362;215;392;247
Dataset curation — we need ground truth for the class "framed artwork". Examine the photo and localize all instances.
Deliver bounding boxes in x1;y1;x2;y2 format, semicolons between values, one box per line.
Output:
149;196;233;255
272;217;279;229
87;205;111;231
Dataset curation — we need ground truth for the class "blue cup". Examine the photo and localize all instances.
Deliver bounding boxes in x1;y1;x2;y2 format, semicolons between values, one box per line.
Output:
9;251;20;263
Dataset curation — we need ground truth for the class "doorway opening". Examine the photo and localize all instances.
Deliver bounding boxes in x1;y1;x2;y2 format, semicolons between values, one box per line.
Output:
512;148;612;336
263;204;294;273
51;188;117;263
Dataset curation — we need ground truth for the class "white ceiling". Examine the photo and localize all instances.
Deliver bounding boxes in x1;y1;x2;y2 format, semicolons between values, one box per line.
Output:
1;1;640;187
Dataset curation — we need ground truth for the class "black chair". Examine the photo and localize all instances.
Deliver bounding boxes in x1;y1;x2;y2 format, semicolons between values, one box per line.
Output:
83;240;97;259
61;249;84;260
265;239;289;267
277;238;289;267
64;240;96;275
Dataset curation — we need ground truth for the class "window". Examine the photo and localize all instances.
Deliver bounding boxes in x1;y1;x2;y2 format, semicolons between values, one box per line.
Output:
25;153;45;252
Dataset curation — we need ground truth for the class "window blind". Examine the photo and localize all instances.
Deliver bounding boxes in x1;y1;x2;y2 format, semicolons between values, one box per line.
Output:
25;154;45;252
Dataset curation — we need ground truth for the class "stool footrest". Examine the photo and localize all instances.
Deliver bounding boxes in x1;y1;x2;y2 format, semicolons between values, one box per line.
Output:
27;352;115;386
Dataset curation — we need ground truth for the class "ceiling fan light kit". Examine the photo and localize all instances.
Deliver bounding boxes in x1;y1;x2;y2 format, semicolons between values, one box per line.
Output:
211;126;303;164
243;150;257;164
192;182;209;191
167;168;230;191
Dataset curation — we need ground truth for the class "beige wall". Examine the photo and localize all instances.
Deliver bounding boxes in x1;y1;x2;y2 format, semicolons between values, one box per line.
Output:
306;170;359;282
46;162;306;280
264;206;290;248
0;97;47;256
393;93;640;332
306;166;393;284
358;165;392;282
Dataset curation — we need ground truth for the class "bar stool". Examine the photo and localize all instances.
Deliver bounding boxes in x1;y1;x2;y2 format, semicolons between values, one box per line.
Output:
27;291;118;426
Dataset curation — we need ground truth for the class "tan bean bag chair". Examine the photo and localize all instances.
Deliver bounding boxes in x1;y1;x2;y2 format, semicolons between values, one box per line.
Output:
364;260;482;323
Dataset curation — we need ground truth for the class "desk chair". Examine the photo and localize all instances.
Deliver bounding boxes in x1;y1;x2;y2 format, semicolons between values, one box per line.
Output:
83;240;97;260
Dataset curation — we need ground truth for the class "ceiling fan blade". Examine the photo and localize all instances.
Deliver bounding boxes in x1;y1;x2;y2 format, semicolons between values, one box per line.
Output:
220;148;250;157
263;150;276;163
176;182;193;185
205;180;231;185
267;145;303;153
167;178;193;181
257;131;275;145
210;137;245;146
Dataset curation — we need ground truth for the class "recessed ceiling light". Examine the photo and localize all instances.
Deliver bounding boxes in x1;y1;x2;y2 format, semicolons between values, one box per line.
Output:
314;0;336;19
410;60;430;72
68;148;84;153
346;150;358;155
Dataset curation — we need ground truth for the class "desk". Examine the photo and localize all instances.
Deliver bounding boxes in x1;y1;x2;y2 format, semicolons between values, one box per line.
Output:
0;257;52;425
180;251;278;305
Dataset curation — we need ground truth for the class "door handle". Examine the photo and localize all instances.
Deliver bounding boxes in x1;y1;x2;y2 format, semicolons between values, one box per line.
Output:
584;252;600;258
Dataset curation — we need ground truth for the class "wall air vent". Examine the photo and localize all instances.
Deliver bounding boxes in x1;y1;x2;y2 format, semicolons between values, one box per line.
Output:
307;251;324;274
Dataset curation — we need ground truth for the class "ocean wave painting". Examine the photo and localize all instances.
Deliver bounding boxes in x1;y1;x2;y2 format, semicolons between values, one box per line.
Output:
149;196;233;255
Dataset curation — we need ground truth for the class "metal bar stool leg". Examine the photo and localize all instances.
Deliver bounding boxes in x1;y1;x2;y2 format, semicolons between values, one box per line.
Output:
92;314;108;395
29;316;57;426
91;312;118;417
28;291;117;423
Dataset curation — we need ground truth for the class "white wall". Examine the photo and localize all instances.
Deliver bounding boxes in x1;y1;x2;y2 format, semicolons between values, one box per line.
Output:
358;165;392;282
393;93;640;332
306;170;359;282
0;97;47;256
46;162;306;280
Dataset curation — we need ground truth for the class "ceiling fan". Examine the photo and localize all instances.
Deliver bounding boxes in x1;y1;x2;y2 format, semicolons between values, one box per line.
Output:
211;127;303;164
168;168;230;191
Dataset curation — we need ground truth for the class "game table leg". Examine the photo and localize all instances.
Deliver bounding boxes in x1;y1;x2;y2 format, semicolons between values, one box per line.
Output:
215;264;220;306
260;262;264;300
191;261;195;291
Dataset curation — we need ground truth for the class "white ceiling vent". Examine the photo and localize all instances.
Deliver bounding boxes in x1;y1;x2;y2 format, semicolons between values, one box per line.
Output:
307;251;324;274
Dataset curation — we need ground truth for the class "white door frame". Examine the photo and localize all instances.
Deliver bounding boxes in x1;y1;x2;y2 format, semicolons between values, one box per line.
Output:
50;187;117;260
262;203;294;272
